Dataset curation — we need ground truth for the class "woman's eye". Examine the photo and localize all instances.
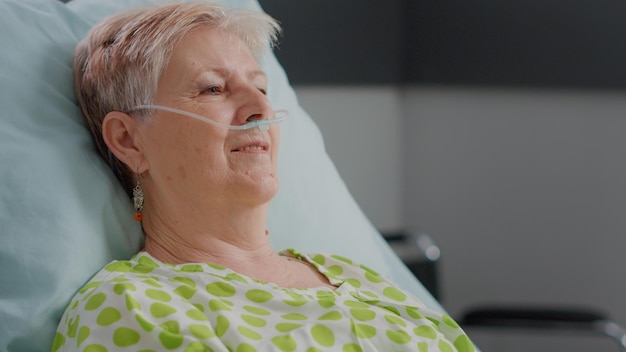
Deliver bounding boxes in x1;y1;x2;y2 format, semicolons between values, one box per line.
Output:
202;85;222;95
258;88;267;95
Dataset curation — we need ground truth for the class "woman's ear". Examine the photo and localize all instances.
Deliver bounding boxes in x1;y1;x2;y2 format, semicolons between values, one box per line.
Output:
102;111;148;173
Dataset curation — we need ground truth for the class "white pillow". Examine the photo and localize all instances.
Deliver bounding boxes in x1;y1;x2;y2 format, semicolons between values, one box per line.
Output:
0;0;442;351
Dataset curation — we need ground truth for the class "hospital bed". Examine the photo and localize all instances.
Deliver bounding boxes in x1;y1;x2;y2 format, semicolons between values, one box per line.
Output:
0;0;444;350
0;0;622;351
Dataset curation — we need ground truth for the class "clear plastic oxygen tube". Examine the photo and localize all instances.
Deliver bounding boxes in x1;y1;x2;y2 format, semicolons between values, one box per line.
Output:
128;105;288;131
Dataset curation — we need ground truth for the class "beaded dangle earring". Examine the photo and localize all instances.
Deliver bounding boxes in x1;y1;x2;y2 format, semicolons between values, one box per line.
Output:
132;177;144;221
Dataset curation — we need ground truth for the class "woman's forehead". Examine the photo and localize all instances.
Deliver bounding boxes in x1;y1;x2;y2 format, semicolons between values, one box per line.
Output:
169;28;264;77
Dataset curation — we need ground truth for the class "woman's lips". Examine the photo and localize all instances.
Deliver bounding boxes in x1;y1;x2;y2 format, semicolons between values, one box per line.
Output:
235;145;266;152
231;141;269;153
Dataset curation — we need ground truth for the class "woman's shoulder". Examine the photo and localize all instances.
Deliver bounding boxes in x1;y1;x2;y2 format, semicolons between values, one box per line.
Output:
58;251;236;329
63;253;159;301
82;251;168;283
81;252;232;291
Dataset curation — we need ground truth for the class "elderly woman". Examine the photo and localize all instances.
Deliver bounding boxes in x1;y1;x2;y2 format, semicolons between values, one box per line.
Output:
53;3;474;352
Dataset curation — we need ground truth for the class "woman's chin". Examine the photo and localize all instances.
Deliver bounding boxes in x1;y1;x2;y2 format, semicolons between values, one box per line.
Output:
237;171;279;203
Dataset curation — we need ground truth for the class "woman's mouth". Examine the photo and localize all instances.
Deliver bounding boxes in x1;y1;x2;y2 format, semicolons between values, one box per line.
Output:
232;142;269;153
237;145;266;152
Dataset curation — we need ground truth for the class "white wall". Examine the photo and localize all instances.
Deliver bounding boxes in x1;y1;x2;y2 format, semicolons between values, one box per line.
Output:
294;86;405;232
295;85;626;352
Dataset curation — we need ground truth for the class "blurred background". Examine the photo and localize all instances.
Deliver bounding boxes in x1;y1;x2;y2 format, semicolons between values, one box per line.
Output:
259;1;626;351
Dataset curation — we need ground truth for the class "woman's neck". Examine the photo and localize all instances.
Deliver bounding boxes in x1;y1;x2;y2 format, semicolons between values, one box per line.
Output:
141;194;278;266
143;231;282;274
135;185;335;289
140;201;336;289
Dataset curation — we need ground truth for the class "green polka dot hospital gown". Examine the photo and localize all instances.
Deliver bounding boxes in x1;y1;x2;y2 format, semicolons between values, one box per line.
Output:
53;249;476;352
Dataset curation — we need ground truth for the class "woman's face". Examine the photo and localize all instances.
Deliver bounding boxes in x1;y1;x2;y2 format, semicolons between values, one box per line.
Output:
139;27;280;208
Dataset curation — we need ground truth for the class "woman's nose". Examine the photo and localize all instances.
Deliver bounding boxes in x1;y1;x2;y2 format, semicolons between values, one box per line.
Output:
246;114;261;122
236;85;273;126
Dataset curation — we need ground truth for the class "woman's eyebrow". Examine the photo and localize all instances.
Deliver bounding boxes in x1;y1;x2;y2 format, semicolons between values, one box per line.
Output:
247;69;267;83
194;67;266;82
